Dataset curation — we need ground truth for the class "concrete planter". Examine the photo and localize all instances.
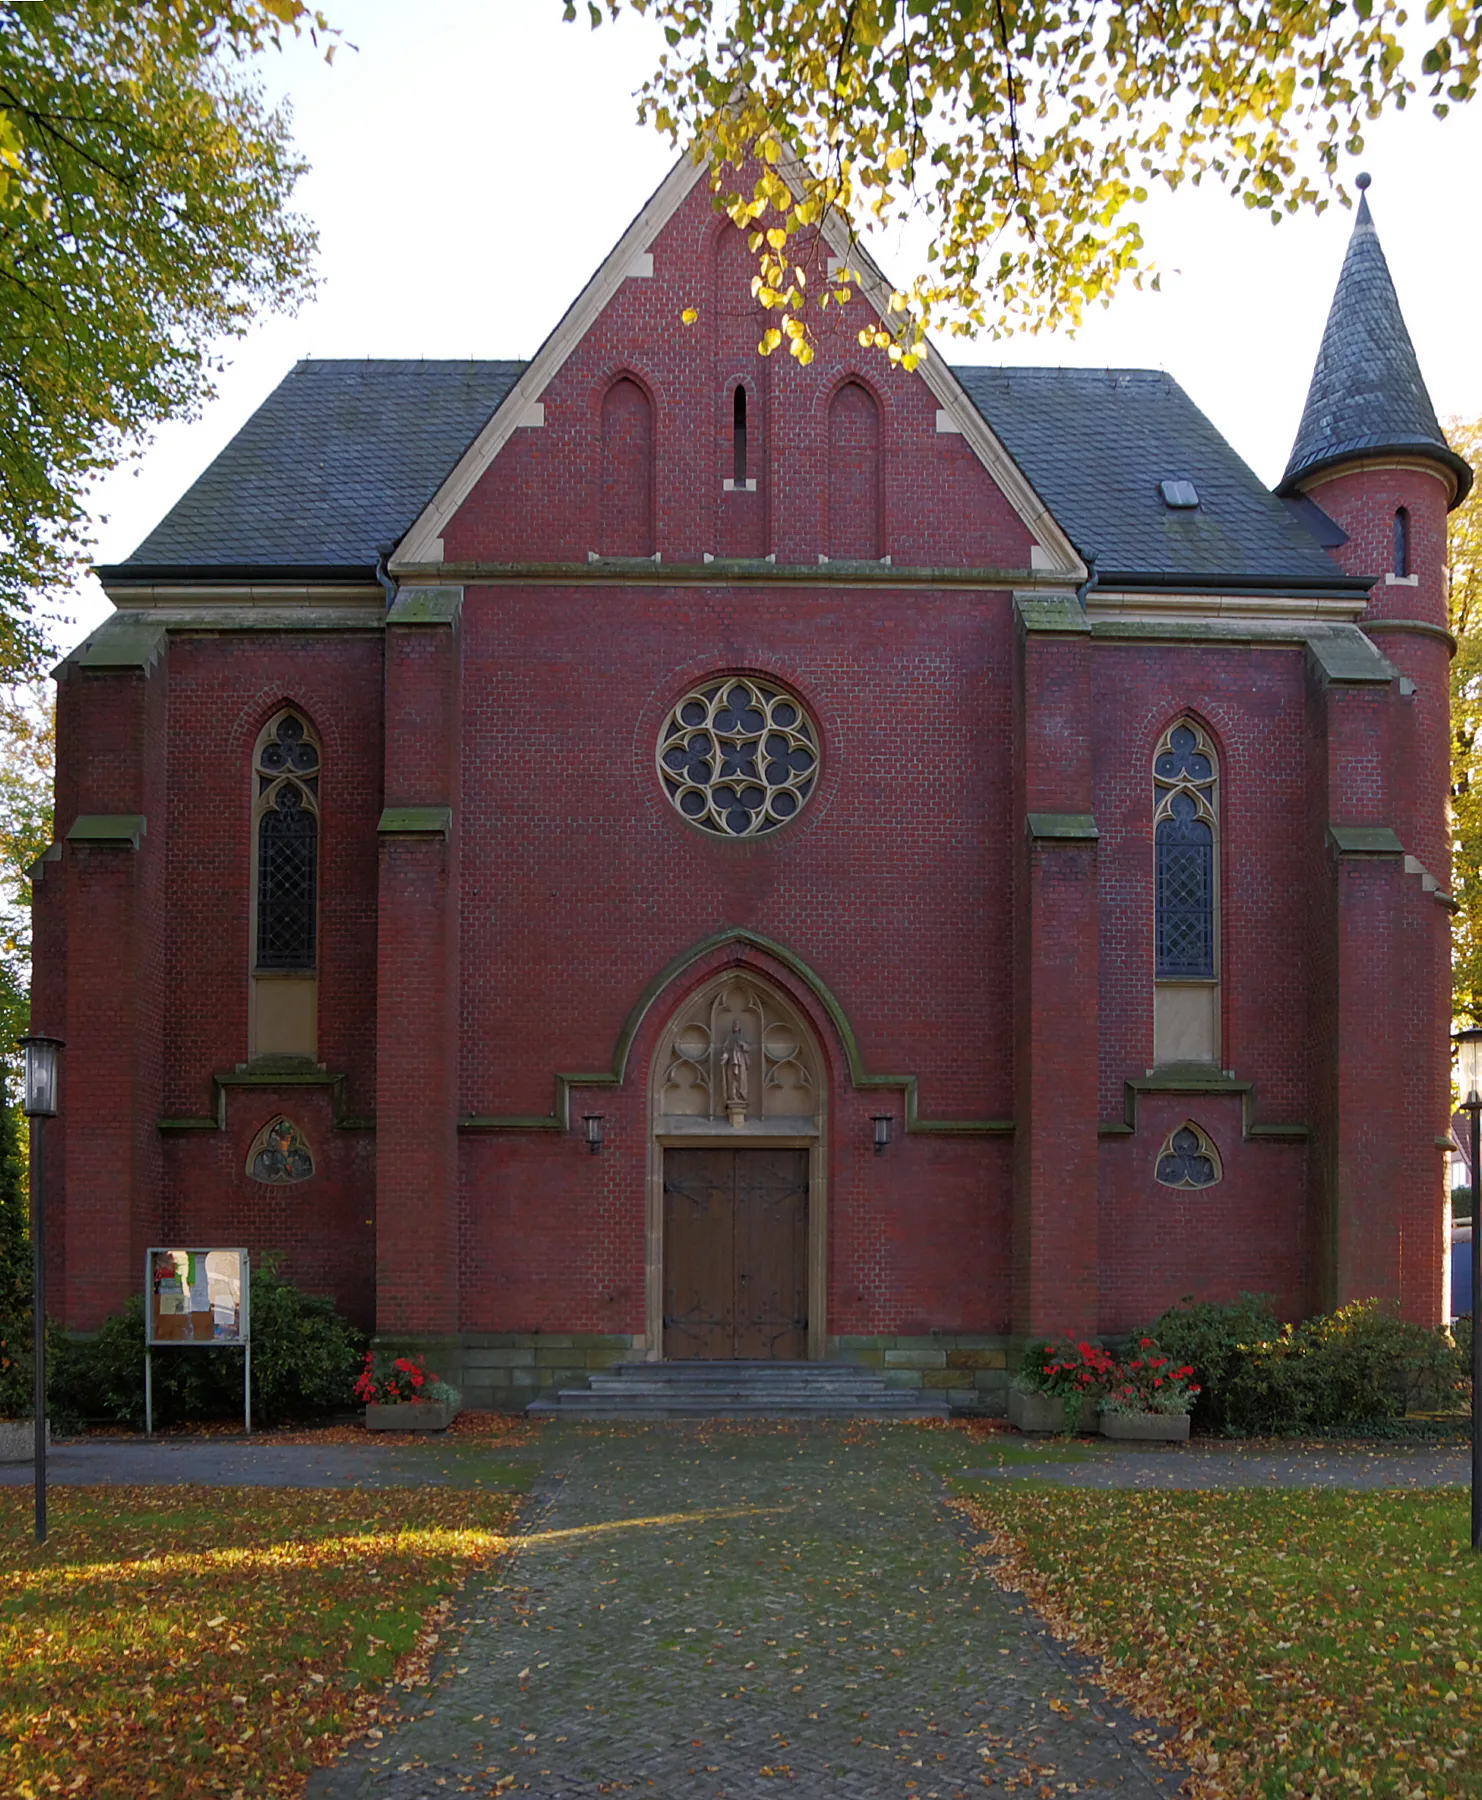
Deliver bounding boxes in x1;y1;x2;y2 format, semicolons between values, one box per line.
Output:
1008;1388;1098;1434
364;1402;457;1433
0;1420;49;1462
1099;1409;1191;1442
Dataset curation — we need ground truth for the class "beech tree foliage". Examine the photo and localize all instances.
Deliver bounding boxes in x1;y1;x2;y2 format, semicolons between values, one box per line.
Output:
570;1;1482;367
0;1;331;672
1450;417;1482;1026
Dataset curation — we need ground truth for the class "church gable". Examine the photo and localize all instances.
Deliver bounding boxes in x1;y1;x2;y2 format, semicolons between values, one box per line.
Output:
406;159;1074;575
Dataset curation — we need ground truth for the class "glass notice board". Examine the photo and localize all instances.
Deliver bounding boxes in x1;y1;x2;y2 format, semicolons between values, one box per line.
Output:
146;1248;250;1346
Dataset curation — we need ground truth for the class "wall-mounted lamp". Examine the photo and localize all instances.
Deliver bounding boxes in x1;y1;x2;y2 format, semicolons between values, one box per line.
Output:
583;1113;605;1155
871;1114;893;1155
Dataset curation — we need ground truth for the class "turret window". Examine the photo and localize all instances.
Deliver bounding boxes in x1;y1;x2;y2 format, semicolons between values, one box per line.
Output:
1393;507;1410;578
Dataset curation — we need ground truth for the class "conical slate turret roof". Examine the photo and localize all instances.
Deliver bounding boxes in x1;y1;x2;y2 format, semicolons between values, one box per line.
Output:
1279;180;1471;504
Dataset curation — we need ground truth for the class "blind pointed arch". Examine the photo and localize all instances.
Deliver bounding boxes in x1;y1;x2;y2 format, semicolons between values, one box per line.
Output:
254;709;320;971
1153;719;1218;981
600;376;655;557
827;380;882;560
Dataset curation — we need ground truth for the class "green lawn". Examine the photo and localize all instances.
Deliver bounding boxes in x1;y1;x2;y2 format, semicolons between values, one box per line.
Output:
960;1483;1482;1797
0;1484;520;1798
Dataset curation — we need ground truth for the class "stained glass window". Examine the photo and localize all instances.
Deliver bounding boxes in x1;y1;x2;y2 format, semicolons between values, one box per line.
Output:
255;713;320;970
1153;721;1218;980
247;1115;315;1183
1155;1121;1221;1188
658;677;818;837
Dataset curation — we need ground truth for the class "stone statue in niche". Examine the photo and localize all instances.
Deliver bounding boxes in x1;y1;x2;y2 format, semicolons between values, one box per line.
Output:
247;1115;314;1183
720;1021;750;1125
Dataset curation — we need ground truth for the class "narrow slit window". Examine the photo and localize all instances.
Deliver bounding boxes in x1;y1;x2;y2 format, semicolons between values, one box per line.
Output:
732;385;748;485
1394;507;1410;577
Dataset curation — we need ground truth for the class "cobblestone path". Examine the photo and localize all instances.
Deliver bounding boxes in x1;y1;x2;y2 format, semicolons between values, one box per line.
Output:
309;1422;1182;1799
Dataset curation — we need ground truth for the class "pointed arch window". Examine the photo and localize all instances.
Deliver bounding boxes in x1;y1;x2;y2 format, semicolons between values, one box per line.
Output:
254;712;320;971
1154;720;1218;980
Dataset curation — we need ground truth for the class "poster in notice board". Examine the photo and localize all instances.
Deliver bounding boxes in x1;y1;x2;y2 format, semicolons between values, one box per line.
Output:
146;1248;250;1345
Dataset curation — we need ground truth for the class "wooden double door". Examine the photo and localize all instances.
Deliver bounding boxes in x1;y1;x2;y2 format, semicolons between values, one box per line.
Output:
662;1147;809;1360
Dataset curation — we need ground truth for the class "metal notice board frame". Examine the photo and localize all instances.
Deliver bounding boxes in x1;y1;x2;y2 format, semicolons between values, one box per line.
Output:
144;1248;252;1434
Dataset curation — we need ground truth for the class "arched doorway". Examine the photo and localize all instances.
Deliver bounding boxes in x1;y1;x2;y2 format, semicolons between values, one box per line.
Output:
645;973;828;1360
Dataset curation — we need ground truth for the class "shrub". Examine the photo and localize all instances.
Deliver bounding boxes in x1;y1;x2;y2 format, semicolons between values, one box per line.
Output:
1456;1312;1473;1380
1142;1293;1282;1434
52;1260;364;1430
1294;1300;1456;1426
1145;1294;1461;1436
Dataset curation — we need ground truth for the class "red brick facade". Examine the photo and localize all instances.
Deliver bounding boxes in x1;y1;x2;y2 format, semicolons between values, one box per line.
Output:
38;168;1460;1389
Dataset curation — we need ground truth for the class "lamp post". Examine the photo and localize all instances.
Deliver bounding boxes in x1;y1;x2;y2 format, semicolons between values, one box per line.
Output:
19;1033;61;1547
1456;1026;1482;1551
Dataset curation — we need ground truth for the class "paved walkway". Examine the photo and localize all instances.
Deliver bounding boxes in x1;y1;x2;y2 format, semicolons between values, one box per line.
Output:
0;1438;508;1487
0;1431;1466;1491
308;1423;1184;1799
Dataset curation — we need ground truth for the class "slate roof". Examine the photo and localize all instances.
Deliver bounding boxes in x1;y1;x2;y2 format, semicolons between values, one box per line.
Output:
108;359;526;575
1279;188;1472;503
954;366;1349;587
101;354;1357;591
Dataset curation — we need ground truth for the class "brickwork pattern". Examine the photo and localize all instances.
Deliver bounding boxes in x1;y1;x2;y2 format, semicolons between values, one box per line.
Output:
37;165;1459;1343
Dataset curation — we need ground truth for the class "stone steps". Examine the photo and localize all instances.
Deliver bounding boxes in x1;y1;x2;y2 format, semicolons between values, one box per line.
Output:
527;1359;952;1419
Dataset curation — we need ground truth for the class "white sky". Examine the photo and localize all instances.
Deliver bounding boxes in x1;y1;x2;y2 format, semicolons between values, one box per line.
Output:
60;0;1482;652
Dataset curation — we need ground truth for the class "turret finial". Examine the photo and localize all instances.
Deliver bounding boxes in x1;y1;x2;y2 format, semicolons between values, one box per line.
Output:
1356;171;1372;191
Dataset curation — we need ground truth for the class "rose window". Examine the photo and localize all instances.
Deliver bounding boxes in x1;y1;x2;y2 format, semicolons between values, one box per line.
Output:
658;677;818;837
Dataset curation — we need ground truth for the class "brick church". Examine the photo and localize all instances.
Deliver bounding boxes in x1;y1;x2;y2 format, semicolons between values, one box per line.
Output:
35;159;1468;1409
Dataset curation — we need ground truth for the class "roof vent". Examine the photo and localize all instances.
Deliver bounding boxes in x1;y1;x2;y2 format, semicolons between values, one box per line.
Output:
1159;479;1200;509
